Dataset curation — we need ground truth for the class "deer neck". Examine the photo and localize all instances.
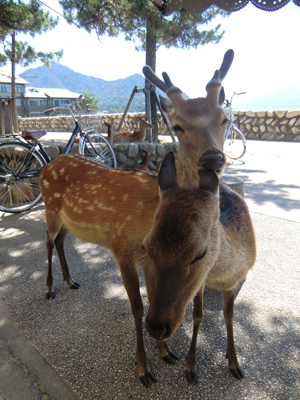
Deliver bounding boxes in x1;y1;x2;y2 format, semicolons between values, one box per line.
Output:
138;125;148;141
176;147;200;189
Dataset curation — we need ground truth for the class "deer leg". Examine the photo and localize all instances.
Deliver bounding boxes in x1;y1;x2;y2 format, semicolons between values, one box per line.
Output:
156;340;179;364
46;231;56;300
185;285;204;384
223;288;245;380
118;259;157;388
54;225;80;290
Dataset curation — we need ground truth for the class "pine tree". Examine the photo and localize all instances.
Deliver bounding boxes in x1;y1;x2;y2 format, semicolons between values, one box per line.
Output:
60;0;229;140
0;0;63;132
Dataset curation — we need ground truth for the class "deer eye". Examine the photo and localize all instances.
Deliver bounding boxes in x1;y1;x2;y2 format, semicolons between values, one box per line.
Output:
172;125;184;133
222;118;229;125
191;249;207;264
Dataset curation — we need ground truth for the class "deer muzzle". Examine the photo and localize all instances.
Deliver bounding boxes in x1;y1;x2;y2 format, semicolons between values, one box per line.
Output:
198;148;226;171
145;320;169;341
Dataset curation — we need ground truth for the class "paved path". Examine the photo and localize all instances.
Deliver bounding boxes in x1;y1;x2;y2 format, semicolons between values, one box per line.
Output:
0;140;299;399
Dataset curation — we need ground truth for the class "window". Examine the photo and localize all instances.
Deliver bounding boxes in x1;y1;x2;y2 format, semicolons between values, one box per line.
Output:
16;85;25;94
1;85;11;93
29;99;48;107
16;99;24;107
54;99;72;107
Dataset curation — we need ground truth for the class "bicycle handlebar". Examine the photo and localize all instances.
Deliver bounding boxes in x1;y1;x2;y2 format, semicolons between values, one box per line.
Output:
43;94;83;114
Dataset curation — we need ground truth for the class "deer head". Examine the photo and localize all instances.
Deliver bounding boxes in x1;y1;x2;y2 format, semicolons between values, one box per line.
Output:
143;49;234;187
143;151;222;340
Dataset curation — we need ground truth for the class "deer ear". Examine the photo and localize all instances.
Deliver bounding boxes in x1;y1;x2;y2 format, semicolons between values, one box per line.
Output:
219;87;225;106
159;95;174;114
158;152;177;192
199;170;219;194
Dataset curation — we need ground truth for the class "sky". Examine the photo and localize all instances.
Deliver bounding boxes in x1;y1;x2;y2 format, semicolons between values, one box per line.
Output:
1;1;300;108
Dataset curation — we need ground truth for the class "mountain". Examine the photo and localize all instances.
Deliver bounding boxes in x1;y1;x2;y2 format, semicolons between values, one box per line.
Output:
20;63;158;113
233;87;300;111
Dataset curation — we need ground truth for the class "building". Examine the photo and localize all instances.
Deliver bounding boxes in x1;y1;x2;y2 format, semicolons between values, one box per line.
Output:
0;74;80;117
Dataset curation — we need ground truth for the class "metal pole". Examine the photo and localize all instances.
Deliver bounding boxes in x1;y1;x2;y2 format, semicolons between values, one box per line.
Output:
145;81;152;142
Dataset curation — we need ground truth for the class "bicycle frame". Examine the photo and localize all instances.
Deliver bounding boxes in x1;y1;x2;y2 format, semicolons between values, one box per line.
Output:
223;92;245;141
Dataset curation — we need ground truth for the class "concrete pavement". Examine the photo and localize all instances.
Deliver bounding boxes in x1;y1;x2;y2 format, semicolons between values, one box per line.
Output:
0;140;299;399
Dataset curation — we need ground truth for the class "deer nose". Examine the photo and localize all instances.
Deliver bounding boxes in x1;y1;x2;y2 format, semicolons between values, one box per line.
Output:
199;148;226;171
145;320;168;340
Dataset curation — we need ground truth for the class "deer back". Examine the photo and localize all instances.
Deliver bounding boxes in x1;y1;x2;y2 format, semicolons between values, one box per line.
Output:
38;154;159;253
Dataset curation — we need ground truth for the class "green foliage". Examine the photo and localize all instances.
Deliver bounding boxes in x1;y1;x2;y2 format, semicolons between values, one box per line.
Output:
0;0;62;68
59;1;229;52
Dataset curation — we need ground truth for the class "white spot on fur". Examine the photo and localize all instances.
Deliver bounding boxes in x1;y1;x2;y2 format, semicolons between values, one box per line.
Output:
123;194;129;201
43;180;49;188
51;170;57;180
53;192;61;198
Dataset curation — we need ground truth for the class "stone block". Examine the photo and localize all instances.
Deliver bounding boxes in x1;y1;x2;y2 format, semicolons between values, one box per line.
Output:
257;111;266;117
286;110;300;118
280;125;290;134
156;144;165;158
275;110;286;119
246;111;256;117
127;144;138;158
116;152;126;164
114;143;128;152
291;127;300;135
260;124;266;133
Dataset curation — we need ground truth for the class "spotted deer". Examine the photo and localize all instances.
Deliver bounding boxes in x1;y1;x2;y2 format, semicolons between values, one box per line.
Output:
113;117;154;143
38;50;255;386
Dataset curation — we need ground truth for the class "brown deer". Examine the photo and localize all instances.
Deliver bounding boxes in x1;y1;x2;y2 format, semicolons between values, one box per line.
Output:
113;117;154;143
143;151;256;384
133;148;157;172
38;49;254;386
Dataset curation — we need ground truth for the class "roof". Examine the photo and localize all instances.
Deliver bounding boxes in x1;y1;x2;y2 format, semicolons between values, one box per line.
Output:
24;87;80;99
35;88;80;99
0;74;29;85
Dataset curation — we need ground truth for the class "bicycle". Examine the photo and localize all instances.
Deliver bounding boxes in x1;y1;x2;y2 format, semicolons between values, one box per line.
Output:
223;92;247;160
0;95;117;213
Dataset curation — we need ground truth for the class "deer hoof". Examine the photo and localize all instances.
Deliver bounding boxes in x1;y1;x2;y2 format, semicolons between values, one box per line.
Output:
70;281;81;289
45;291;56;300
162;351;178;364
139;370;157;388
230;366;245;380
185;369;199;384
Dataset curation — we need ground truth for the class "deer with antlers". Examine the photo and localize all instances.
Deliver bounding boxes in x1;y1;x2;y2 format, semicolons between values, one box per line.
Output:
38;49;256;387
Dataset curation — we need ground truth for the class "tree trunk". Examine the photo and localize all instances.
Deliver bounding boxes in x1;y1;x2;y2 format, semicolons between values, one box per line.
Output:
145;18;158;142
11;31;19;133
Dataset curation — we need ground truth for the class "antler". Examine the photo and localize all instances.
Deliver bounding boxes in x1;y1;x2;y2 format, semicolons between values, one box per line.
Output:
206;49;234;106
143;66;184;107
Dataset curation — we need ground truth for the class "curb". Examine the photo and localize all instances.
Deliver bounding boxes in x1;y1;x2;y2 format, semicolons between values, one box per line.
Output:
0;309;79;400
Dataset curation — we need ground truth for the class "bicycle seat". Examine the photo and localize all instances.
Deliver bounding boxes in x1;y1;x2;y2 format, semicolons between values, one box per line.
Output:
21;130;47;140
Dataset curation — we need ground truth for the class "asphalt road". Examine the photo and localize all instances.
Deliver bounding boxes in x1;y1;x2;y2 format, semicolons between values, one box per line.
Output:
0;140;299;399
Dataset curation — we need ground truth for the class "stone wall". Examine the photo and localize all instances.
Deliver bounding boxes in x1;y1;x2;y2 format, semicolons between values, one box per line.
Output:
234;110;300;142
18;109;300;142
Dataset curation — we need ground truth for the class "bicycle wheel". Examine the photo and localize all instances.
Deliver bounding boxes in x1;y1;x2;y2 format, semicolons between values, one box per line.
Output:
0;141;47;213
79;133;117;168
224;126;247;160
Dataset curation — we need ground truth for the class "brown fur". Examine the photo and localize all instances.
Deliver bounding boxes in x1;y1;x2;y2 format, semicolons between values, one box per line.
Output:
38;50;256;386
114;118;154;143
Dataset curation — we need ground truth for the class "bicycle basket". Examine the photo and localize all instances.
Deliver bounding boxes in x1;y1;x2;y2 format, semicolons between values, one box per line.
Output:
68;98;103;133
